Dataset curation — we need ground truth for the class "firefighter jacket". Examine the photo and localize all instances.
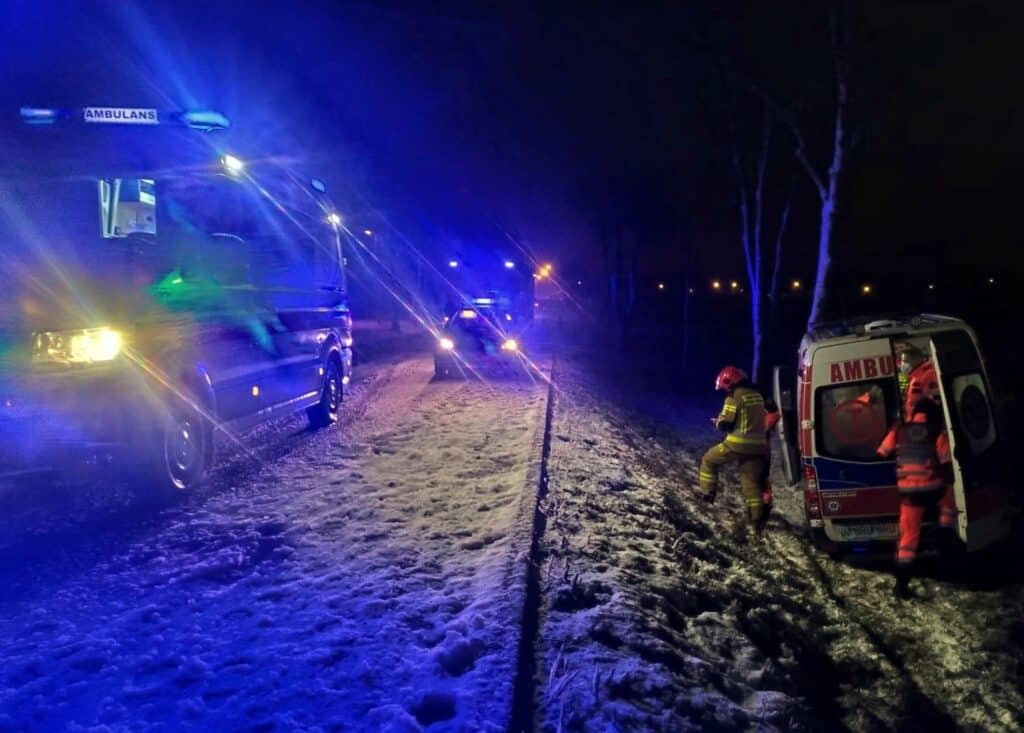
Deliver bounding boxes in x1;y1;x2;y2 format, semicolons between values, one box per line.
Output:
878;412;951;496
716;386;769;454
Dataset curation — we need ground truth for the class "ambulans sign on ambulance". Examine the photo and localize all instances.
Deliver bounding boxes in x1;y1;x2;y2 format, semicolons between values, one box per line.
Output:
83;107;159;125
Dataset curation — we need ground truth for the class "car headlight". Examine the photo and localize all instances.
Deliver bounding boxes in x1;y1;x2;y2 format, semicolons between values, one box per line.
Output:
501;338;519;352
33;327;124;364
439;337;455;351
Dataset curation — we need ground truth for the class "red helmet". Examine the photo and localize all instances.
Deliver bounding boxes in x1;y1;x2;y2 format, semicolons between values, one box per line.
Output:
715;365;747;391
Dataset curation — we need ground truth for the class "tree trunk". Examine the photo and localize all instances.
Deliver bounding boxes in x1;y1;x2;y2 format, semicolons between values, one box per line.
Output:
807;197;835;327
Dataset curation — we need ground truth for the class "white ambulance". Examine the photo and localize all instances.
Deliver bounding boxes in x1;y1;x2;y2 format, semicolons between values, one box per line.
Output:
772;314;1013;556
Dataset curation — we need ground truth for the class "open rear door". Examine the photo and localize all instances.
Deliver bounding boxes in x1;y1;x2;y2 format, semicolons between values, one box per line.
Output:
929;330;1009;551
772;365;802;487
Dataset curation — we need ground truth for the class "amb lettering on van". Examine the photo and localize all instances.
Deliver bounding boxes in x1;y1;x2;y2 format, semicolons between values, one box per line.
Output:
828;355;894;384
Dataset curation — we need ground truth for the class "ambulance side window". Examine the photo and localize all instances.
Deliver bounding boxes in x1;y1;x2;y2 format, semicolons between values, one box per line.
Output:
816;380;897;461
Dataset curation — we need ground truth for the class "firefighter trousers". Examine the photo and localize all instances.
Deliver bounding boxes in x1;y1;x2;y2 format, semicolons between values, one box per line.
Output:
698;442;766;523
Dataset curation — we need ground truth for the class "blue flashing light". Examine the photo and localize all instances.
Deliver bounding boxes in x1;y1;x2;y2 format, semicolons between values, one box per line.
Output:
472;297;495;305
448;260;459;268
504;260;515;269
181;110;230;131
20;107;59;125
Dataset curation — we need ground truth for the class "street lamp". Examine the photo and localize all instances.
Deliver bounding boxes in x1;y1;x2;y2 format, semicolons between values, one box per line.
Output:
791;279;801;291
730;280;739;291
363;229;373;236
861;284;873;295
657;282;665;291
327;212;342;226
711;280;722;291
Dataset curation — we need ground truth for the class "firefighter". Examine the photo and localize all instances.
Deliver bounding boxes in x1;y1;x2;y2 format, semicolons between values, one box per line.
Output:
877;396;952;598
699;366;769;532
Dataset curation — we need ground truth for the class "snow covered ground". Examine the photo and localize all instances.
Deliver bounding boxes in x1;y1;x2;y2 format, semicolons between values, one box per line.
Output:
534;356;1024;733
0;344;550;731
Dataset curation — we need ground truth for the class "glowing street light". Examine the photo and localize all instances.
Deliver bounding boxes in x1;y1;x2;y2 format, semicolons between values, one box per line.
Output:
791;279;801;291
988;277;996;285
448;260;459;269
730;280;739;291
504;260;515;269
363;229;373;236
711;280;722;291
657;282;665;291
861;283;873;295
327;212;342;226
928;283;935;291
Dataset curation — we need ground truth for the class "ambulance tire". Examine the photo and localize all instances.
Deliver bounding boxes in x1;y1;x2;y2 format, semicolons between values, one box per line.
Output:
808;527;843;558
308;355;343;429
143;394;210;502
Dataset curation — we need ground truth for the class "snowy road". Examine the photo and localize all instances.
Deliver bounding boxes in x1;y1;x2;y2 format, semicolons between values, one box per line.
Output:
0;350;551;732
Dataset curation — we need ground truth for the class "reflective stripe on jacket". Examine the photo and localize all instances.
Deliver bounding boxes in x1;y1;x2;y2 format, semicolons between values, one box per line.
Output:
891;413;946;495
718;386;768;454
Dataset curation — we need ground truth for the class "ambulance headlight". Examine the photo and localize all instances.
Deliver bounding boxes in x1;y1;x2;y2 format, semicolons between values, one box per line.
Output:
34;327;124;364
501;338;519;352
439;337;455;351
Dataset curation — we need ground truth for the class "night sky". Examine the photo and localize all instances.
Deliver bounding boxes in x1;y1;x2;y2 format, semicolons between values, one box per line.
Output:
3;1;1022;293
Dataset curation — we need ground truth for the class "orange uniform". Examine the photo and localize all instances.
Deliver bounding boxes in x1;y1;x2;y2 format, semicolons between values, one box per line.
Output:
878;410;957;566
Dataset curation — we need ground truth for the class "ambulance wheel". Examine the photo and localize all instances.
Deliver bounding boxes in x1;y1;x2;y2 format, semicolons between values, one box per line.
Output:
808;527;842;558
145;396;209;500
308;355;342;429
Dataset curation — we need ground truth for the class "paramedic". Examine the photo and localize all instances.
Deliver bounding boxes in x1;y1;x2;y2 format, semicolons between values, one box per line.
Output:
878;397;952;598
896;344;958;533
699;366;769;531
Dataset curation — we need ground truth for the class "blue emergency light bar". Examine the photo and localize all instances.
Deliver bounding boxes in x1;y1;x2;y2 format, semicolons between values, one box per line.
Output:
19;106;230;131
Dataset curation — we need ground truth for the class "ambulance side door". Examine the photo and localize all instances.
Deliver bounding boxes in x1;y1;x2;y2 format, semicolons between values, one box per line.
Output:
772;365;801;486
929;329;1009;550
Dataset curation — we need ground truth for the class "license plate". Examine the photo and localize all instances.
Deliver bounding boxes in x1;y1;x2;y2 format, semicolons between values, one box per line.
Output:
834;522;898;541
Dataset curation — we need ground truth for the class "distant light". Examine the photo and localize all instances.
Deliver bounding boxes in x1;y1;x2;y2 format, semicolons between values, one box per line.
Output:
504;260;515;269
342;376;350;385
577;280;582;286
459;309;477;319
861;284;873;295
928;283;935;291
222;154;245;174
688;288;695;295
988;277;995;285
711;280;722;291
251;385;260;397
472;297;494;305
791;279;801;290
657;282;665;291
449;260;459;268
501;338;519;352
543;263;553;271
363;229;373;236
327;212;342;226
730;280;739;290
505;313;512;321
439;338;455;351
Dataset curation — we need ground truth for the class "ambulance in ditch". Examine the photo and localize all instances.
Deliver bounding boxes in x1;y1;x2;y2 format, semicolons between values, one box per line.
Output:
772;314;1013;556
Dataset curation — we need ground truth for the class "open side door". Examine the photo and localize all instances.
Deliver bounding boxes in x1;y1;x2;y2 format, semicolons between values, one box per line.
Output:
772;365;802;487
929;330;1009;551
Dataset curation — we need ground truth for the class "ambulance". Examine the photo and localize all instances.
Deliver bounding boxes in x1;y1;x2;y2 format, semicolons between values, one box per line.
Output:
0;106;352;495
772;314;1013;555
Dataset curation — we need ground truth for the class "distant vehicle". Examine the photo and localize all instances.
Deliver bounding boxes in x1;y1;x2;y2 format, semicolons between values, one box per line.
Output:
773;314;1012;556
443;248;535;326
434;299;528;379
0;106;352;495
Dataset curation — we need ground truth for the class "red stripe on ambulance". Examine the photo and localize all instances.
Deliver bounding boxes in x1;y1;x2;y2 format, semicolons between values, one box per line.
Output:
828;355;894;384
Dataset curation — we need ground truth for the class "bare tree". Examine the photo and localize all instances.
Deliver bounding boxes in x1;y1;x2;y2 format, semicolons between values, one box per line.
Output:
764;11;849;327
730;97;794;383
